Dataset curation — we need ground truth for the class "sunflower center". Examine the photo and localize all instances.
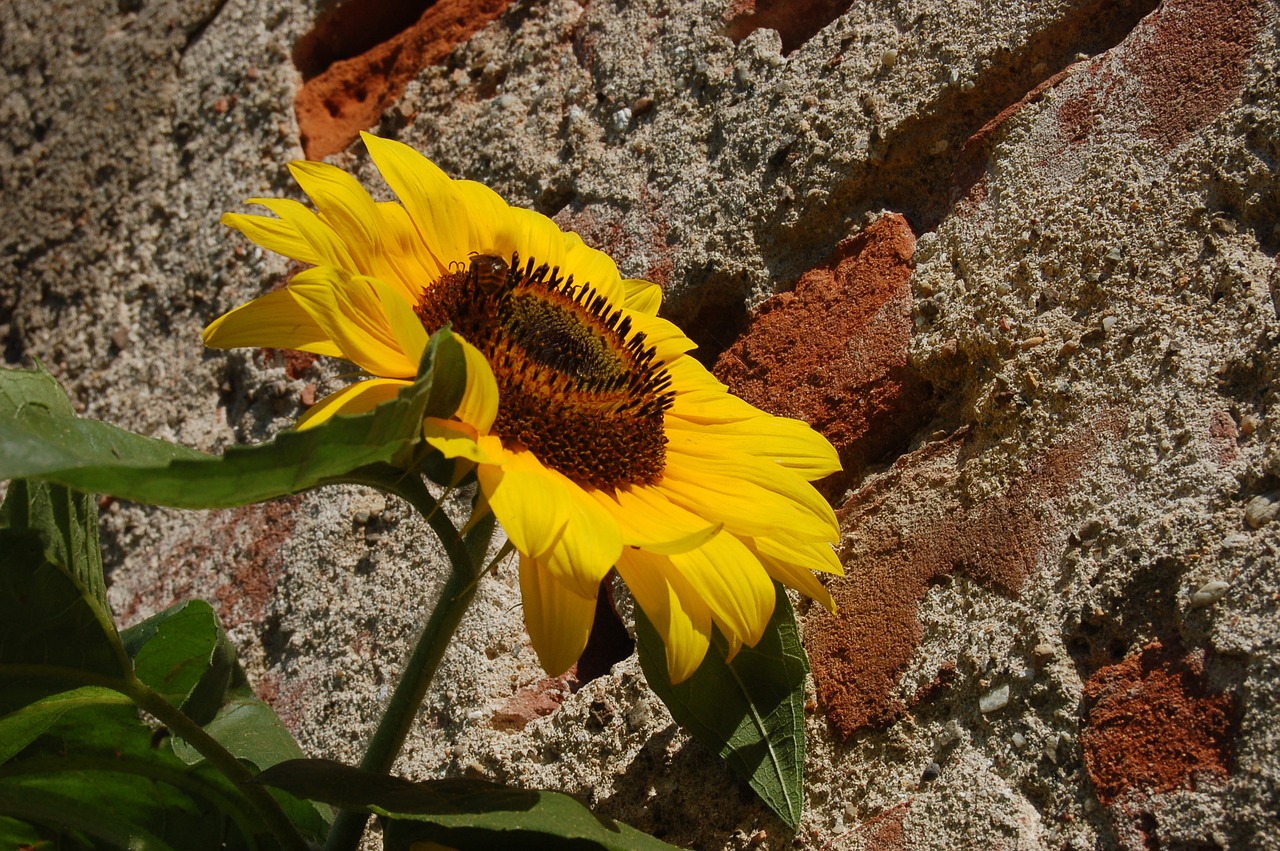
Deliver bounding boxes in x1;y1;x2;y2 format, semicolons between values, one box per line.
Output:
416;253;673;490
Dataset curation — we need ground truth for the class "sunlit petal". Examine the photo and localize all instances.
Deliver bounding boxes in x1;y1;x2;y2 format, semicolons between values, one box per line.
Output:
295;379;410;430
477;449;570;561
519;554;597;677
616;548;712;684
202;287;342;358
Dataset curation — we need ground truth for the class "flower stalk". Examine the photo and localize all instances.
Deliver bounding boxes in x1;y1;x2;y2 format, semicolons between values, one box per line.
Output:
324;468;495;851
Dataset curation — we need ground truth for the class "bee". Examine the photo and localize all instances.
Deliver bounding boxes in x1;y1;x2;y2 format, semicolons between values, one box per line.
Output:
468;253;510;294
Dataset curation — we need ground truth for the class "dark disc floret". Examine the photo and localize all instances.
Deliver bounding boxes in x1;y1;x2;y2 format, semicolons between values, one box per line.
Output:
415;253;673;490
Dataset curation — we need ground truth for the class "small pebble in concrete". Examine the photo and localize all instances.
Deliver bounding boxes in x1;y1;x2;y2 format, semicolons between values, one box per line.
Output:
1033;643;1055;664
1010;732;1027;749
1221;533;1251;550
1101;316;1117;332
881;48;898;68
1244;491;1280;528
921;761;941;782
979;683;1010;714
1189;579;1230;609
610;107;632;132
626;696;652;729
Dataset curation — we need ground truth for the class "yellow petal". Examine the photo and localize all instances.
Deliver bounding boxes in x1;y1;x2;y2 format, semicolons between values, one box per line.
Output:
624;310;697;363
362;133;470;270
665;417;841;481
751;533;844;576
247;198;358;271
451;179;511;256
560;236;625;304
376;201;444;295
221;212;325;267
622;278;663;315
664;445;839;539
669;531;775;648
662;352;727;390
202;287;343;358
453;338;499;433
377;276;432;370
422;420;504;465
499;207;561;271
656;453;837;543
615;548;712;684
540;476;623;598
752;550;836;614
519;554;597;677
591;486;720;555
477;449;571;561
288;160;382;275
295;379;411;430
663;358;764;423
287;267;425;378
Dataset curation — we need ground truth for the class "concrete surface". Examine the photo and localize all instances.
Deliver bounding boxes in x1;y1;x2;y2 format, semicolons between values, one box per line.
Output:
3;0;1277;847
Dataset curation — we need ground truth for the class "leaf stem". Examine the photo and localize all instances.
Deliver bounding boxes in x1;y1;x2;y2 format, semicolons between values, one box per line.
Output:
126;677;310;851
324;471;495;851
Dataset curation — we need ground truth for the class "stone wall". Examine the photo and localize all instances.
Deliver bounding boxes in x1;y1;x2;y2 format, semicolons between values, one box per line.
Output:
4;0;1277;847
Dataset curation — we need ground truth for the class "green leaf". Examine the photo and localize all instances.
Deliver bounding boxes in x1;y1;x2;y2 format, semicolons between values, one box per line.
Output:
0;814;56;849
0;530;128;714
121;600;233;722
0;783;178;851
0;686;133;765
0;328;466;509
0;364;109;610
171;698;306;770
121;603;331;835
169;698;334;837
0;525;322;845
0;708;260;851
0;654;327;848
1;478;107;611
257;759;681;850
635;584;809;830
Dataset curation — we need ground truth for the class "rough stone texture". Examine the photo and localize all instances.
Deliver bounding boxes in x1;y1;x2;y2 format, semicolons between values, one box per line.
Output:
4;0;1279;849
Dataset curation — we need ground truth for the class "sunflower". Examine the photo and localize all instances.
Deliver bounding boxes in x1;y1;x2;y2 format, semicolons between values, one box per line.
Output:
204;134;842;683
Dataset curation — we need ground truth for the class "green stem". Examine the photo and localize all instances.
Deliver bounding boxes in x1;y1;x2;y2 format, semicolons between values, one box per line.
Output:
324;472;495;851
126;678;309;851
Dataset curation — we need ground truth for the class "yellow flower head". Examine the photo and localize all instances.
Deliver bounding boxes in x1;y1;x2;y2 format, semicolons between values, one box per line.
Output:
204;134;842;683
